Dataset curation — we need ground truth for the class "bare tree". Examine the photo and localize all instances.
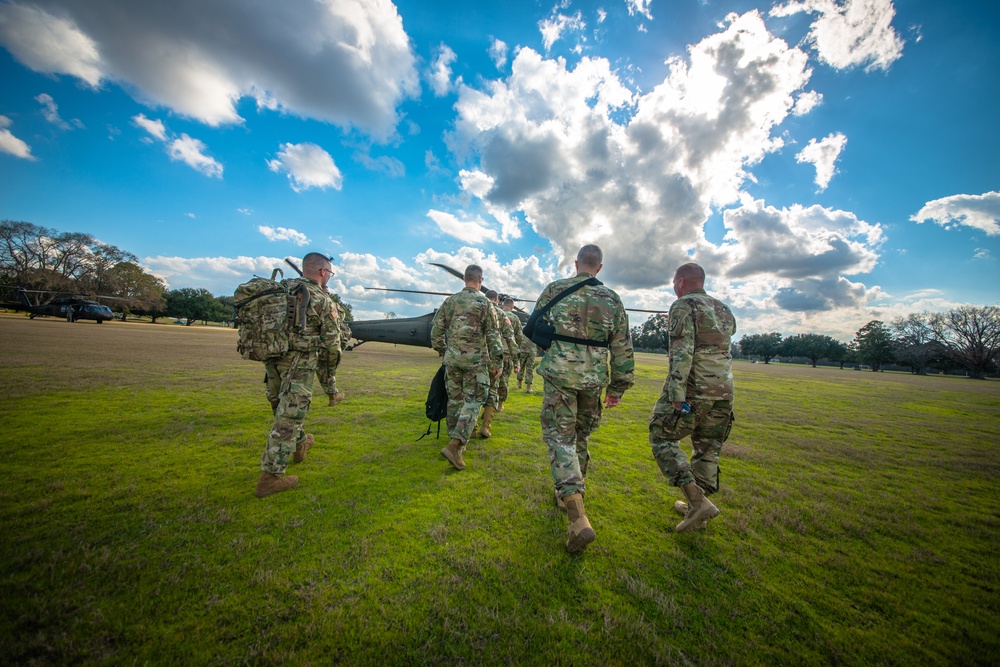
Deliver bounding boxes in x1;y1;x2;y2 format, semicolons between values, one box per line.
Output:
892;313;943;375
930;306;1000;379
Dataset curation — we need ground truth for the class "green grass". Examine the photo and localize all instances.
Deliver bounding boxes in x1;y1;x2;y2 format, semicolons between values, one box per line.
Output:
0;314;997;665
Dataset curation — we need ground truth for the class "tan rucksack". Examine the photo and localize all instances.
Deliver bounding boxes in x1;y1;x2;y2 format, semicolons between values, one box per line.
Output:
233;268;308;361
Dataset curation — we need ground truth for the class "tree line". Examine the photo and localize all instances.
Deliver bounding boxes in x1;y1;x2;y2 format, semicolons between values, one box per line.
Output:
0;220;352;325
631;308;1000;380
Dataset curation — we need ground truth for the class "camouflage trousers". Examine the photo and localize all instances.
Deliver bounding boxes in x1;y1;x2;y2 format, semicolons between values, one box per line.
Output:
261;351;317;474
445;365;490;444
515;352;535;387
317;347;342;397
648;397;734;494
498;358;515;403
541;379;603;498
485;363;501;408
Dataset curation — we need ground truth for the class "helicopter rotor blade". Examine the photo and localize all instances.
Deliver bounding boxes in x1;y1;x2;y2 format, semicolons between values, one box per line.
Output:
364;287;454;297
428;262;465;281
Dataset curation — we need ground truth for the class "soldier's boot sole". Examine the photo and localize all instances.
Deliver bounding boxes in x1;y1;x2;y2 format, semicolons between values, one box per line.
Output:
292;434;314;463
566;517;596;553
673;500;707;530
676;498;719;533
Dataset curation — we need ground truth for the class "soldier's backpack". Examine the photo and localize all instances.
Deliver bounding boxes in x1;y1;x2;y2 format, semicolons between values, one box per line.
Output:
233;268;309;361
417;364;448;440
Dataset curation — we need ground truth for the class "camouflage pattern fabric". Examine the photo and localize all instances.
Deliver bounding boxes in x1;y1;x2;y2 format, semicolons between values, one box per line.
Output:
516;339;538;387
317;301;348;396
259;277;336;474
664;289;736;403
534;273;635;395
534;272;635;499
649;287;736;493
541;379;602;496
649;398;733;493
445;367;491;443
431;288;503;442
497;308;520;403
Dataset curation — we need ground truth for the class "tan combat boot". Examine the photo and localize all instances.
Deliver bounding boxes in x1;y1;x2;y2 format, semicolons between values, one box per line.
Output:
564;494;596;552
673;499;707;530
676;482;719;532
293;434;314;463
525;383;533;394
441;438;466;470
517;379;522;389
480;406;495;438
328;391;344;407
255;472;299;498
497;401;504;413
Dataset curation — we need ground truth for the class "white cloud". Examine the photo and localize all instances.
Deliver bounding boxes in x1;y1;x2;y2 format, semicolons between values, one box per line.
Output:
237;208;252;216
792;90;823;115
429;43;457;96
267;142;342;192
426;210;500;244
489;37;508;69
258;226;310;246
0;0;418;139
35;93;77;129
450;11;812;288
141;254;286;294
167;134;223;178
626;0;654;21
973;248;992;260
910;191;1000;236
0;115;34;160
539;11;585;51
770;0;904;72
132;113;167;141
796;132;847;189
185;212;196;219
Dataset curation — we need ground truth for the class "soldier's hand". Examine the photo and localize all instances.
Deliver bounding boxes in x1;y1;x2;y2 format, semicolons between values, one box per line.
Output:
604;394;622;408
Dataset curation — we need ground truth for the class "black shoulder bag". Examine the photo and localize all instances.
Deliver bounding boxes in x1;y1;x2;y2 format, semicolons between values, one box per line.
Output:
522;277;609;350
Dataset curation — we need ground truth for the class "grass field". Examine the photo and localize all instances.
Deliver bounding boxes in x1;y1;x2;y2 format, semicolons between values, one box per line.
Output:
0;314;997;666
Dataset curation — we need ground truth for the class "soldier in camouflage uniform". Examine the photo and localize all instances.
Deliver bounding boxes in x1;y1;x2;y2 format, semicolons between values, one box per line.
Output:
317;299;352;406
257;252;340;498
534;244;635;552
431;265;504;470
498;297;523;409
516;331;538;393
648;262;736;532
475;290;516;438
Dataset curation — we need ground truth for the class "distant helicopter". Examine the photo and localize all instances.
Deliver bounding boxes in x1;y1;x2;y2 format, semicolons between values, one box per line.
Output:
3;287;117;323
346;263;663;350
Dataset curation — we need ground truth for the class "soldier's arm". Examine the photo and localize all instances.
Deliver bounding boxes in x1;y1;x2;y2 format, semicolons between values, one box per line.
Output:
606;300;635;399
430;305;448;354
666;300;695;403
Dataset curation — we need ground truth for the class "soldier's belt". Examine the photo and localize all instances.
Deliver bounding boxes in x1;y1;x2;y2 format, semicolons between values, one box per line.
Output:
550;333;610;348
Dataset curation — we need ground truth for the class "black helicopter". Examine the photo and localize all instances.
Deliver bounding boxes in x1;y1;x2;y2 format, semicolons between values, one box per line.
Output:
346;263;663;350
3;287;117;323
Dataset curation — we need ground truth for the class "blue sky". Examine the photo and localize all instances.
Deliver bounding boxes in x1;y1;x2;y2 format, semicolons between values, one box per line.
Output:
1;0;997;339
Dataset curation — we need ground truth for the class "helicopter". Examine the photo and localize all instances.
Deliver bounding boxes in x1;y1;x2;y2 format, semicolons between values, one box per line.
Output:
345;263;663;350
3;287;117;323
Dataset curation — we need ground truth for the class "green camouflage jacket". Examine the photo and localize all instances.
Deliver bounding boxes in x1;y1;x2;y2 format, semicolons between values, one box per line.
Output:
534;273;635;395
431;288;504;370
286;277;339;357
494;303;519;358
665;288;736;403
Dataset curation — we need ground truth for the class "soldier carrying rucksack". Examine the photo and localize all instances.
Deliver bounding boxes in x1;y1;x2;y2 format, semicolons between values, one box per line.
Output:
234;252;340;498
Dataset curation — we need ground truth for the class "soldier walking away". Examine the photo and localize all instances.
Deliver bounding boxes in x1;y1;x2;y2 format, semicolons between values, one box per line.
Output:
431;265;504;470
318;299;351;406
516;334;538;394
499;296;523;409
256;253;340;498
531;244;634;552
648;262;736;532
475;289;515;437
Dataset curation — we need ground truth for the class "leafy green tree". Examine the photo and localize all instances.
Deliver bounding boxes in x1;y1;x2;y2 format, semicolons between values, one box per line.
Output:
779;333;843;367
930;305;1000;379
166;288;217;325
631;313;670;351
854;320;895;371
740;332;783;363
109;261;166;319
891;313;943;375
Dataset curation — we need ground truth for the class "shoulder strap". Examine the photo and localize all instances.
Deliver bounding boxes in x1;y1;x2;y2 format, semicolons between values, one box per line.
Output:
537;277;602;317
529;277;611;348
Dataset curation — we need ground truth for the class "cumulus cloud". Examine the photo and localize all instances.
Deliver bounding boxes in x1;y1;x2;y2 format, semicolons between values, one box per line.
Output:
267;142;342;192
450;11;813;288
910;191;1000;236
626;0;653;21
429;43;457;96
792;90;823;115
0;0;419;139
167;134;223;178
770;0;904;72
142;254;286;294
426;210;500;244
258;226;310;246
796;132;847;189
0;114;34;159
489;37;508;69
